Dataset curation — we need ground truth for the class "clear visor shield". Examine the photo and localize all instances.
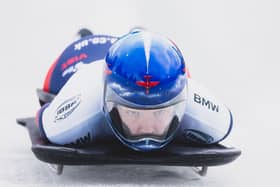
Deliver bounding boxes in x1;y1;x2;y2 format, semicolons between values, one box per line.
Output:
106;101;186;141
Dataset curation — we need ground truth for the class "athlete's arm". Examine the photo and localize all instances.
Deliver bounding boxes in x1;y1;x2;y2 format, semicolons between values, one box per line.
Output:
178;79;232;144
36;62;106;145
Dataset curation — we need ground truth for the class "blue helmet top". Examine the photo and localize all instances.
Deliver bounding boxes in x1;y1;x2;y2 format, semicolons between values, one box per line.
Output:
105;31;187;106
104;31;188;151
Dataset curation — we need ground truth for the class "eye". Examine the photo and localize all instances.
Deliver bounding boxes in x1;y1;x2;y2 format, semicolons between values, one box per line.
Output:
154;110;164;117
154;108;173;118
126;110;139;117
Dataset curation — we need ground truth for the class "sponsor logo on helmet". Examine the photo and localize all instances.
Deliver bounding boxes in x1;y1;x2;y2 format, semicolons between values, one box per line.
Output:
54;95;81;122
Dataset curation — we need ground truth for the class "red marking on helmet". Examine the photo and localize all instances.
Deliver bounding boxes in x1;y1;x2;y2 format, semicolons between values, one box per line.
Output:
104;64;112;75
105;67;112;75
136;75;160;94
183;67;191;78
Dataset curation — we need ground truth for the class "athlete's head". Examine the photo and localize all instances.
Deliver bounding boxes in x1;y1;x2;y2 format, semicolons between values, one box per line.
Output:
103;30;188;151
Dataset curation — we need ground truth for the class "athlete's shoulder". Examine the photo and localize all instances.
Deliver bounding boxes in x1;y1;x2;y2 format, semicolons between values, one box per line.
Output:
43;33;118;95
179;79;232;144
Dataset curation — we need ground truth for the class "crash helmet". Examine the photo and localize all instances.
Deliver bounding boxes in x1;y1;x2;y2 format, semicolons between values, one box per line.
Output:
103;30;188;151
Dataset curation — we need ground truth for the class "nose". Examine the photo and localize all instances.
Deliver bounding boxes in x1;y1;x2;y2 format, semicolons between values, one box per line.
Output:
135;112;158;134
137;123;156;134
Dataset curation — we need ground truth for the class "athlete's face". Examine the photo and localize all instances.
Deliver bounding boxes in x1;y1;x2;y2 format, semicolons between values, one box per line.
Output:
117;105;174;137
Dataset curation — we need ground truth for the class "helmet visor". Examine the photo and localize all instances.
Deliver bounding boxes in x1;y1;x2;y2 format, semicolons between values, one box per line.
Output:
106;101;186;141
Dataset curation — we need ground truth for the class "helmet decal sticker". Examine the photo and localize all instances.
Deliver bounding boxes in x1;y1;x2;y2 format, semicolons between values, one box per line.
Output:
142;32;152;74
136;75;160;94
